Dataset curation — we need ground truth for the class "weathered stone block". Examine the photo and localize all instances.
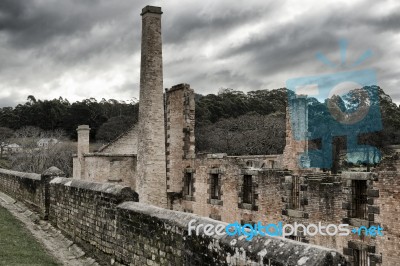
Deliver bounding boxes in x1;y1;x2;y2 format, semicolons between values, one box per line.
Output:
367;189;379;197
349;218;369;227
367;205;380;214
206;153;227;159
286;209;304;218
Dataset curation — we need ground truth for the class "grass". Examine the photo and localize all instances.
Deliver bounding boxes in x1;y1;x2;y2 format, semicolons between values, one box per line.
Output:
0;206;60;266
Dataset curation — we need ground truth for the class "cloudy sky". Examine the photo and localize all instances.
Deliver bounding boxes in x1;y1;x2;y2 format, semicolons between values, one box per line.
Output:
0;0;399;107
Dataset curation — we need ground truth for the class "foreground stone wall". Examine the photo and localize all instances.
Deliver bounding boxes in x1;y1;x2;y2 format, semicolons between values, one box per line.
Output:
47;176;346;265
0;168;43;213
49;177;138;263
0;167;63;218
115;202;347;266
4;156;399;265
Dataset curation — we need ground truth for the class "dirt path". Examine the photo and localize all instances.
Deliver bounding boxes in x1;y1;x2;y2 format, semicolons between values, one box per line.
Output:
0;192;100;266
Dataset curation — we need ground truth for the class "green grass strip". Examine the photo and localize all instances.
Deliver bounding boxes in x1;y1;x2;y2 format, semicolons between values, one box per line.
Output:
0;206;60;266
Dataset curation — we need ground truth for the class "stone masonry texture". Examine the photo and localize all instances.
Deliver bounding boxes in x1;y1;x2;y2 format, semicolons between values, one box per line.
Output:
0;167;64;219
76;125;90;179
98;125;139;154
0;172;347;266
165;84;196;194
136;5;167;208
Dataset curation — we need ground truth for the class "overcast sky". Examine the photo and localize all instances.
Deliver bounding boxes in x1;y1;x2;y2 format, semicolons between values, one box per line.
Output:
0;0;399;107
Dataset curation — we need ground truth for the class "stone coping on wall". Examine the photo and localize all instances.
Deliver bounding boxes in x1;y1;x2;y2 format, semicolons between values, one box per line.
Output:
227;154;281;159
0;168;41;180
117;201;347;265
72;153;137;158
50;177;138;201
84;153;137;158
166;83;190;93
196;153;282;160
341;171;376;180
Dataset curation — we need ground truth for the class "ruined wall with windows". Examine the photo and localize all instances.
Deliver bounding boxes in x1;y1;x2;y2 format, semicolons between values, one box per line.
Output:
165;84;196;195
372;157;400;266
164;86;398;265
168;153;399;265
169;154;285;224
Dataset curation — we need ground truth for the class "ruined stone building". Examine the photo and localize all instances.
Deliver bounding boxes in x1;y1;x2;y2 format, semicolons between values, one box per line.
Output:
72;5;400;266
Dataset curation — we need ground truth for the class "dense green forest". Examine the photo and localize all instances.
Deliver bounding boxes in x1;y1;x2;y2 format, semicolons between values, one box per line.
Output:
0;95;139;141
0;87;399;155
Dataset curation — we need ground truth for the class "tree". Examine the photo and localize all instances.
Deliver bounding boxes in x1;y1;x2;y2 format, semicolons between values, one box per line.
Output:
196;112;285;155
8;127;76;176
96;116;137;142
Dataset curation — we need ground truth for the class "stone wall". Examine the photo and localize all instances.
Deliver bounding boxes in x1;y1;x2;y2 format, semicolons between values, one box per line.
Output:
174;154;285;224
114;202;347;266
0;167;64;218
74;154;137;188
0;168;43;214
0;168;348;265
168;154;400;265
281;173;348;250
373;157;400;266
49;177;138;263
48;176;346;265
165;83;195;194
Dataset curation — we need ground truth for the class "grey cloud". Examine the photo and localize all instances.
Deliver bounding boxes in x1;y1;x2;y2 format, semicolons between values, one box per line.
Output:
0;0;399;106
362;9;400;33
163;2;279;45
0;95;19;108
0;0;138;48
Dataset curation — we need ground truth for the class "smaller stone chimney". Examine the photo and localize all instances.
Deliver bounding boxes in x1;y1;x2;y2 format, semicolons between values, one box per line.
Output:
76;125;90;178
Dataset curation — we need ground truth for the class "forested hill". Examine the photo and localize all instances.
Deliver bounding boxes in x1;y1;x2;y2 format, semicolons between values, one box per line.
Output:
0;96;139;141
0;87;399;155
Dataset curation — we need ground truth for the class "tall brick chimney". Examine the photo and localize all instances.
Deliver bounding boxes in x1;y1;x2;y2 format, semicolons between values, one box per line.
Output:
137;6;167;208
76;125;90;179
